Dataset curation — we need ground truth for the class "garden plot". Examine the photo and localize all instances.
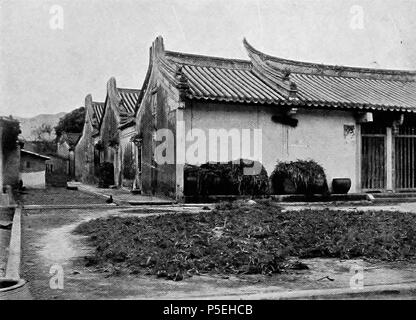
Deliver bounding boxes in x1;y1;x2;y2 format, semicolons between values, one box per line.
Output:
74;200;416;281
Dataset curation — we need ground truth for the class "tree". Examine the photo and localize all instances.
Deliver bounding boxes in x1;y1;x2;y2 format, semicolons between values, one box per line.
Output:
54;107;85;140
30;123;56;154
1;118;20;151
32;123;53;142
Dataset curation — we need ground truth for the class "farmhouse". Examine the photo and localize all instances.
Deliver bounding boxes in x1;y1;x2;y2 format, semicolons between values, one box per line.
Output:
22;141;70;187
97;77;140;188
134;36;416;200
20;149;50;189
75;94;105;184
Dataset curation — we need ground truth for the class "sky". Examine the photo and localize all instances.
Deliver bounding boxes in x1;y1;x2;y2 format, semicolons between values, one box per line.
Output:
0;0;415;117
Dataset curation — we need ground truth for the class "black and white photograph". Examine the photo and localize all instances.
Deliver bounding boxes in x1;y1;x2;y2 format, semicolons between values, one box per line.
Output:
1;0;416;307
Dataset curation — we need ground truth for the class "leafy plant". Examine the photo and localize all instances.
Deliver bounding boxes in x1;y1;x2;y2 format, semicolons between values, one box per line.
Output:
54;107;85;141
270;160;328;195
74;203;416;281
184;159;269;196
1;119;20;151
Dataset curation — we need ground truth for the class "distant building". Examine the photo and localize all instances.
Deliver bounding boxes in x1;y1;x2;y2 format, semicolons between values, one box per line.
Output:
57;131;81;179
75;94;104;184
20;149;50;189
23;140;69;187
45;154;69;187
96;78;139;188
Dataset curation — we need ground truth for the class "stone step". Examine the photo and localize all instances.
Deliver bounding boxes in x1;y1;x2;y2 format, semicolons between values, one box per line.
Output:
372;197;416;203
371;192;416;199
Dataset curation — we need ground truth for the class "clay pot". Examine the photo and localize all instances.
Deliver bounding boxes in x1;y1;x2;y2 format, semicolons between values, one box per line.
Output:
332;178;351;194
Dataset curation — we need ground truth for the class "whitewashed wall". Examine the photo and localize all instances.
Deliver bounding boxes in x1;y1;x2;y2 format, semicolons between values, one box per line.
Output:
184;103;358;193
21;171;46;189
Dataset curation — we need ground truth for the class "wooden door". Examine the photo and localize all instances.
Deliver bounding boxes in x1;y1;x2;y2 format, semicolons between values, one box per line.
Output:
394;125;416;190
361;124;387;190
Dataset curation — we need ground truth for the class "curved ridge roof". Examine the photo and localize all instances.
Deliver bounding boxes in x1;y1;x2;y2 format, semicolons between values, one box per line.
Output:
149;36;416;113
243;39;416;111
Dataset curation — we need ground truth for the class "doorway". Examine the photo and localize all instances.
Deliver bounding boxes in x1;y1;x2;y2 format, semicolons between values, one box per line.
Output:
361;123;387;191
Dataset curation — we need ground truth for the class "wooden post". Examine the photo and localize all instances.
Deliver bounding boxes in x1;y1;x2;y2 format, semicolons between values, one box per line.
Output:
386;127;393;191
175;106;185;201
355;123;361;192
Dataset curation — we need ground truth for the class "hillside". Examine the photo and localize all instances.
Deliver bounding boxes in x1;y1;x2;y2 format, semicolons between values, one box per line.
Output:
15;112;66;141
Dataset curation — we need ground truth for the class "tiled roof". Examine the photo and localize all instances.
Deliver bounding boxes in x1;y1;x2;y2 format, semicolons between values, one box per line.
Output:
118;88;140;114
153;36;416;112
243;39;416;112
21;149;50;160
61;132;82;147
91;101;105;127
163;51;286;105
118;88;140;128
291;73;416;112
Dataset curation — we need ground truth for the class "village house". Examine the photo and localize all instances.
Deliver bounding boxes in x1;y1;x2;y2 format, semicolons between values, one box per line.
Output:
20;149;50;189
57;131;81;180
22;141;69;187
96;77;140;188
134;36;416;200
44;154;69;187
75;94;104;184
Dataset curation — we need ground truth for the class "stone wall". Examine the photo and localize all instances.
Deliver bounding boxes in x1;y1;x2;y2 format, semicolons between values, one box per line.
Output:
75;118;96;183
136;69;177;197
100;99;119;185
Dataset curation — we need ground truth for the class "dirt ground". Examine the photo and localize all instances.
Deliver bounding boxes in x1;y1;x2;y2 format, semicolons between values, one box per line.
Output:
16;187;106;206
20;200;416;299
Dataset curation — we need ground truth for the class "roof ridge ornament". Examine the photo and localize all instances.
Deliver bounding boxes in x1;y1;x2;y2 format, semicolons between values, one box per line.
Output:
244;38;299;101
175;65;190;101
243;37;416;81
288;81;298;101
283;68;291;81
152;35;165;60
243;38;266;61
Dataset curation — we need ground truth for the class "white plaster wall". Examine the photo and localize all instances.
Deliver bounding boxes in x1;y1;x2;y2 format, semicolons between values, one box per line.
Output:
184;103;358;192
288;109;357;192
22;171;46;189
